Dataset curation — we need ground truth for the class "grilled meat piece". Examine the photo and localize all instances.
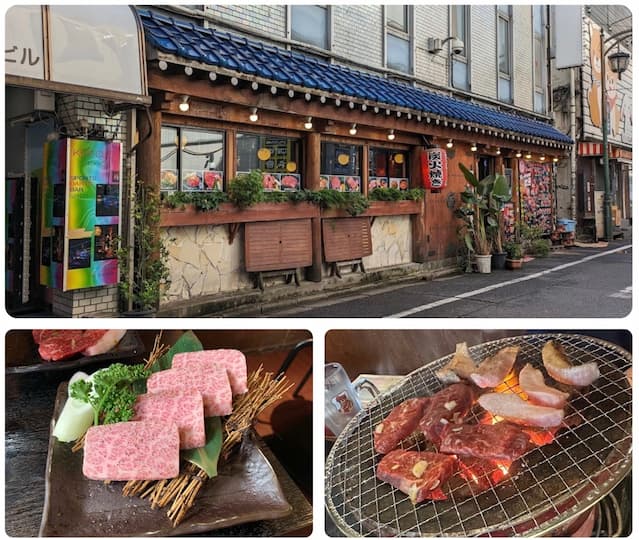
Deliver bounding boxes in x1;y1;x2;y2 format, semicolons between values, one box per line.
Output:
436;342;477;384
478;392;565;427
374;398;429;454
519;363;570;407
469;346;519;388
439;422;531;461
542;340;600;387
418;383;475;445
376;449;457;503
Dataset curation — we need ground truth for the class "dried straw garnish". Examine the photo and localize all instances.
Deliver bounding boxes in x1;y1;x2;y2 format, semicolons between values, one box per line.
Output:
123;365;293;527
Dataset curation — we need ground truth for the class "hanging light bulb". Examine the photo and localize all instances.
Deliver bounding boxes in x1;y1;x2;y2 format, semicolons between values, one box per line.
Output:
515;150;522;158
349;123;358;136
178;95;190;112
387;129;395;141
249;107;259;122
540;155;546;161
525;152;532;159
304;116;313;130
495;147;501;155
446;139;454;149
552;156;559;163
470;142;477;152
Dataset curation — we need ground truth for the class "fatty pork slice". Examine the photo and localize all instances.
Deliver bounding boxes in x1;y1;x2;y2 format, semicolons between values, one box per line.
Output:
519;363;570;407
418;383;475;445
478;392;565;428
172;349;248;395
376;449;457;503
542;340;600;387
147;365;232;417
374;398;429;454
83;329;127;356
469;346;519;388
83;421;180;481
133;389;205;449
439;422;531;461
436;342;477;384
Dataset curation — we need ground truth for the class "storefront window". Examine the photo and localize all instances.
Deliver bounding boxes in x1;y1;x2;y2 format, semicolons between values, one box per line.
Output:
320;142;362;192
160;125;225;192
368;147;409;191
236;133;302;191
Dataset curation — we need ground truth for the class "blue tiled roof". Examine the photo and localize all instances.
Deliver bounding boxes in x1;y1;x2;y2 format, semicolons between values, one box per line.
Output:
137;9;572;145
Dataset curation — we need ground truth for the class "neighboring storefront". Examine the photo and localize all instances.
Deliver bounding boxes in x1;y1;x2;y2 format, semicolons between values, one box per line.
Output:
5;5;149;316
133;9;572;314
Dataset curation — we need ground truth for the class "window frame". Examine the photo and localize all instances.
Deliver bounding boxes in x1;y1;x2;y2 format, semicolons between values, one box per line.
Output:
532;5;547;113
235;131;304;192
368;146;411;191
289;4;331;51
384;4;413;75
160;124;226;193
320;141;364;192
451;4;471;90
496;5;513;103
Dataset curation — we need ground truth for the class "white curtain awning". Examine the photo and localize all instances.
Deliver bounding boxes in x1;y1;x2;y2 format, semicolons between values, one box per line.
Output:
5;5;149;104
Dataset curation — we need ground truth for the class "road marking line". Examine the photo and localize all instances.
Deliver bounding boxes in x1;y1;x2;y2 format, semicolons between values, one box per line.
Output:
609;286;632;299
387;244;632;318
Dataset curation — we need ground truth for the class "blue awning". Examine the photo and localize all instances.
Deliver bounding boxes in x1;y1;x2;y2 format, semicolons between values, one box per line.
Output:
137;9;572;145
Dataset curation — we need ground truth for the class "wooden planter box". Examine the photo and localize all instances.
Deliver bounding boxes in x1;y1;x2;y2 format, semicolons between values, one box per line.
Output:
320;200;422;219
160;202;319;227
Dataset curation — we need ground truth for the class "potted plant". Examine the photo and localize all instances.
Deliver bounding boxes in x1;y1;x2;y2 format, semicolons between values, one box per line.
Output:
117;180;170;316
456;164;494;273
505;240;524;269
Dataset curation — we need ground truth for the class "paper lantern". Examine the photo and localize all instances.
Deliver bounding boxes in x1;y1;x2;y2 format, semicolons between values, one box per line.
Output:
421;148;448;191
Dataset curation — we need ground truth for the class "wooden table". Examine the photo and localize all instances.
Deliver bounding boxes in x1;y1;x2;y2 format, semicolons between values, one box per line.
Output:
5;367;313;537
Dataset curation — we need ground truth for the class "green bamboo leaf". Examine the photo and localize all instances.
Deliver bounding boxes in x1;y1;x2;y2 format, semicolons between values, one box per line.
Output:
151;330;203;373
182;416;223;478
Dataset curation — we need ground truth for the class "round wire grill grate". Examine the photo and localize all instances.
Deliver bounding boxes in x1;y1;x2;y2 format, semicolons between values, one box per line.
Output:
325;334;632;537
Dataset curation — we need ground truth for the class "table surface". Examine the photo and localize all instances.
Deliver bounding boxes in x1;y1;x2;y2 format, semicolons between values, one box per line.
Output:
5;366;313;537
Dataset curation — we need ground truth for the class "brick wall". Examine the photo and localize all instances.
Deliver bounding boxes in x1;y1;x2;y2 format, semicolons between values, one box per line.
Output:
332;5;384;69
512;5;534;111
205;4;287;38
52;94;132;317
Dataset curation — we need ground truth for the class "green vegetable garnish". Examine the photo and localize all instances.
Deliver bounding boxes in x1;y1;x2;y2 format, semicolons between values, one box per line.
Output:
70;363;149;426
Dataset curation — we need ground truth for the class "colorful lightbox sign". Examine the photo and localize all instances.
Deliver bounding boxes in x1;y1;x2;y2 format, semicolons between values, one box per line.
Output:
40;138;121;291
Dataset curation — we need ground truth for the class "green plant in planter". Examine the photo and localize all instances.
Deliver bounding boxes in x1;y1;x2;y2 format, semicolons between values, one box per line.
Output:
316;189;370;216
455;164;491;256
227;170;264;209
118;181;170;314
530;238;551;257
504;241;523;260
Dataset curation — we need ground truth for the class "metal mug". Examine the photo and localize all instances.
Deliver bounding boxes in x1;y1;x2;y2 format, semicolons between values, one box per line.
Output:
325;362;379;436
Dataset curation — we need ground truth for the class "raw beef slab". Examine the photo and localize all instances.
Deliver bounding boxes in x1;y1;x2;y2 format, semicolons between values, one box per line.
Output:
133;389;205;449
35;330;109;361
377;449;457;503
83;421;180;481
172;349;248;395
374;398;429;454
439;422;531;461
147;366;232;417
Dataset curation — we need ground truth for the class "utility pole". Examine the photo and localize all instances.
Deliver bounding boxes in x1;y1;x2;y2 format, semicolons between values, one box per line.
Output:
600;27;612;242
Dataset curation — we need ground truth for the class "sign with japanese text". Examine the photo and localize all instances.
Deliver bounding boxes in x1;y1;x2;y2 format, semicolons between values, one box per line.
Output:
5;5;45;79
421;148;448;191
40;139;121;291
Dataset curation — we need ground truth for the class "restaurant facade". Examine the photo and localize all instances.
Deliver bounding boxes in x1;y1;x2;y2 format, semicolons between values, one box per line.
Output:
5;5;573;317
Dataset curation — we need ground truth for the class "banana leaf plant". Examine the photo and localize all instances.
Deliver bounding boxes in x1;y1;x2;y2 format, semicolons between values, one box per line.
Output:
455;164;511;256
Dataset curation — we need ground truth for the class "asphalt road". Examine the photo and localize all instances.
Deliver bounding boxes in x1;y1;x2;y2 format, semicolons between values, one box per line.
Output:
260;242;633;318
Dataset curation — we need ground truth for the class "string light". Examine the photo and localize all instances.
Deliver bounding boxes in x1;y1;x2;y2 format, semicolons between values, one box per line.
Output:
249;107;258;122
446;139;454;149
525;152;532;159
495;147;501;155
470;142;477;152
387;129;396;141
304;116;313;130
552;157;559;163
515;150;522;158
540;155;546;161
349;123;358;135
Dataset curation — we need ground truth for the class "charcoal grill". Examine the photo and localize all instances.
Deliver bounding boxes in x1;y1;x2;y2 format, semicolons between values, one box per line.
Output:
325;334;632;537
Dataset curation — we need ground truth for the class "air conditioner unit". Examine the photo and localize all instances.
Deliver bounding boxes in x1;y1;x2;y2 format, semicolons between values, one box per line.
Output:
33;89;55;112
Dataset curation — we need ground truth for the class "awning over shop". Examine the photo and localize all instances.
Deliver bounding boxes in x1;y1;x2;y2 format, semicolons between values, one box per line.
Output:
578;142;633;161
137;9;572;148
5;5;150;104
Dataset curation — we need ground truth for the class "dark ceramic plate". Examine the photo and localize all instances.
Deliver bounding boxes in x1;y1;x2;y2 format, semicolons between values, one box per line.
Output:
39;384;292;536
5;330;144;374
